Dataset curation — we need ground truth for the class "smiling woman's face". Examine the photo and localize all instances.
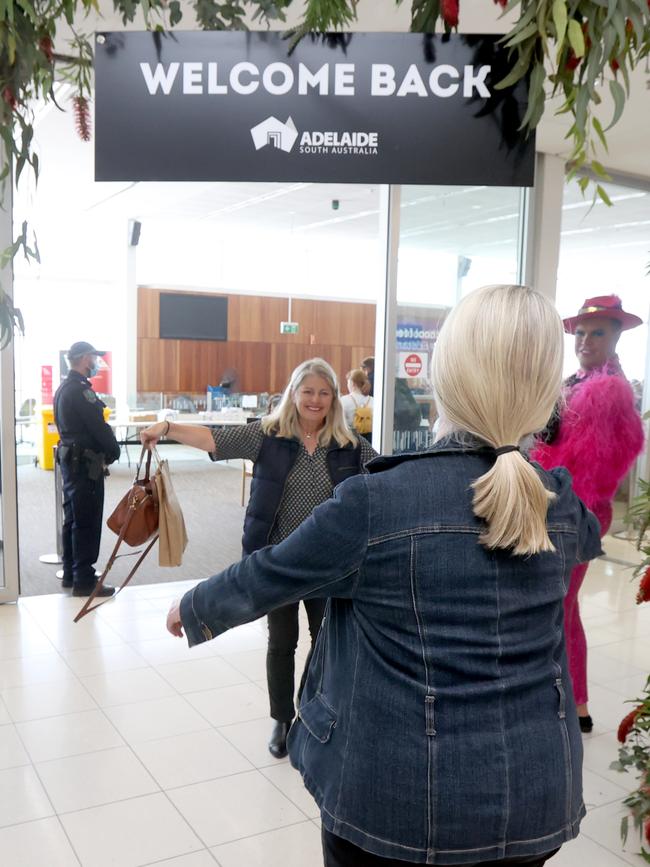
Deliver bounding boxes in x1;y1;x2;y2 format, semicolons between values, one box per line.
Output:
293;374;334;427
574;317;621;371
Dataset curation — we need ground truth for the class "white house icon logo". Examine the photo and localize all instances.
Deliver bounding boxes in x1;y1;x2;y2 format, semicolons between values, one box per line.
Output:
250;116;299;153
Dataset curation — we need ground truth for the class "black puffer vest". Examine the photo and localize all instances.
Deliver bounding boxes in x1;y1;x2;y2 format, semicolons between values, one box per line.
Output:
242;434;362;555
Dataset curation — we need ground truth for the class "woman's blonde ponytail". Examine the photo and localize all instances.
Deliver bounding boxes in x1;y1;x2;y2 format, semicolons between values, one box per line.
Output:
432;285;564;557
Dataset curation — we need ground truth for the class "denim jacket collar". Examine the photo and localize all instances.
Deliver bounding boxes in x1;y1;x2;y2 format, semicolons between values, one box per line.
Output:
366;432;494;475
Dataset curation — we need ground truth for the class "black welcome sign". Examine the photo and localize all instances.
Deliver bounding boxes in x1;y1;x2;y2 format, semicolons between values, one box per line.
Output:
95;31;535;186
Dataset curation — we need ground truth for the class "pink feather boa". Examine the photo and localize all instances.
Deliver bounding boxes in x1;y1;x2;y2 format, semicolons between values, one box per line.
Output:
532;367;644;528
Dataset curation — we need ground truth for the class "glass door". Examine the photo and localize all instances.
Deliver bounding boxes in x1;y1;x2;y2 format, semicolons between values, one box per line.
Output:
389;183;526;453
0;167;20;603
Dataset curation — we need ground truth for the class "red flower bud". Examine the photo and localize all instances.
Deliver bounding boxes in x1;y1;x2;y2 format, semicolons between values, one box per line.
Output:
39;36;54;63
637;566;650;604
2;87;17;110
441;0;459;28
565;50;581;72
493;0;507;6
617;707;641;743
610;58;620;72
73;96;92;142
645;819;650;848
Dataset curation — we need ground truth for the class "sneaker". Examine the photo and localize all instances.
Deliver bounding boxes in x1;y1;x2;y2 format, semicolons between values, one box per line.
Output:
72;584;116;598
61;576;73;589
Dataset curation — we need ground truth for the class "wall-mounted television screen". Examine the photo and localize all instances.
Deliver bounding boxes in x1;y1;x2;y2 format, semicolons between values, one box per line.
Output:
159;293;228;341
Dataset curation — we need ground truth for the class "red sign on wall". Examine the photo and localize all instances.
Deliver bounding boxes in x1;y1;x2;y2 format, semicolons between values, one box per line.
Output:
41;365;53;403
90;352;113;394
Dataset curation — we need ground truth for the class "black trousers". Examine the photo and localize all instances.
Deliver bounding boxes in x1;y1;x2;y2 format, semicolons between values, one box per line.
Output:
61;463;104;589
322;830;559;867
266;598;326;722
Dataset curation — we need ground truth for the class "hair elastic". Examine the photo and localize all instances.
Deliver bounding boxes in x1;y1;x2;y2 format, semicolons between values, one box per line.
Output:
494;445;520;457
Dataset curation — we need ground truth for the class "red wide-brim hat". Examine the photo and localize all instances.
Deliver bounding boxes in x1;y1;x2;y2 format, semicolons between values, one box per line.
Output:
563;294;643;334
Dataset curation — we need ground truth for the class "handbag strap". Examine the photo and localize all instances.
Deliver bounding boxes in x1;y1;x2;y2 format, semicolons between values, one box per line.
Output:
74;444;162;622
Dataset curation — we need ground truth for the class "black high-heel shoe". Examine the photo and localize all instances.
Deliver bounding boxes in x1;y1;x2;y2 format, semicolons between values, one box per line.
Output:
268;721;291;758
579;715;593;733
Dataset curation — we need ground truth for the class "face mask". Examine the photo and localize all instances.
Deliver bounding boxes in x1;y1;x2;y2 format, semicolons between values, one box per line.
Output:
87;361;99;378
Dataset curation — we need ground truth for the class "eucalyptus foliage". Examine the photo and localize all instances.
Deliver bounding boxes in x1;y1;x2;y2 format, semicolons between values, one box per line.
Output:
0;0;649;347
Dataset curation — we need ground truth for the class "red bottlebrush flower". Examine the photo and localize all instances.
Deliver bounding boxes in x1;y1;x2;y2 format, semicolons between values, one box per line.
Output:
493;0;507;6
39;36;54;63
441;0;459;28
565;50;581;71
2;87;17;110
73;96;91;142
637;566;650;604
617;707;641;743
645;819;650;847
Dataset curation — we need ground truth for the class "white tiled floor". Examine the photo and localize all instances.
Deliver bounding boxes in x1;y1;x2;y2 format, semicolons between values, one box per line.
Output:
0;543;648;866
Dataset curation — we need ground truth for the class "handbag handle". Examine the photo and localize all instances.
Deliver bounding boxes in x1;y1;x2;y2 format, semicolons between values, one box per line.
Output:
135;446;153;483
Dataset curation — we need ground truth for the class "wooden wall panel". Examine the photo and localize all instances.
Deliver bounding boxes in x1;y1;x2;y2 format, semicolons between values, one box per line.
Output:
138;287;159;339
138;286;376;394
138;338;179;392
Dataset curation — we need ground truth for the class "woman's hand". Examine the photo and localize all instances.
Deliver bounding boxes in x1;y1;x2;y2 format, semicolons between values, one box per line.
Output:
140;421;168;450
166;599;184;638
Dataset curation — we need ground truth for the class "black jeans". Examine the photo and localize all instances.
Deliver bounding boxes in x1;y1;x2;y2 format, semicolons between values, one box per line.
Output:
266;598;326;721
322;830;559;867
61;463;104;588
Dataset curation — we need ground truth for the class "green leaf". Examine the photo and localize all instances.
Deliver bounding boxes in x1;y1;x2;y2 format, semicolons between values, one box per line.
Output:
520;62;546;130
567;19;585;58
578;175;589;192
592;117;609;152
596;184;612;206
552;0;567;48
504;20;538;48
591;160;611;180
494;42;535;90
621;814;629;845
605;78;626;131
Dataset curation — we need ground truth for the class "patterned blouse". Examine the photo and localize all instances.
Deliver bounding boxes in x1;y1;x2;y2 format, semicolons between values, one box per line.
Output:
211;421;377;544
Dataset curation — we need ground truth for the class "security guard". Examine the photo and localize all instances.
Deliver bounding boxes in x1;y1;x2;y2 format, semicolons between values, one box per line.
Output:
53;342;120;597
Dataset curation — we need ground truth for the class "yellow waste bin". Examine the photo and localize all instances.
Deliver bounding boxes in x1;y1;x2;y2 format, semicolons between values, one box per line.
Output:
37;405;112;470
37;406;59;470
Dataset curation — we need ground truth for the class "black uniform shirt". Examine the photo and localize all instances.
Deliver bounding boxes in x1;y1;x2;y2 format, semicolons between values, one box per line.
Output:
53;371;120;463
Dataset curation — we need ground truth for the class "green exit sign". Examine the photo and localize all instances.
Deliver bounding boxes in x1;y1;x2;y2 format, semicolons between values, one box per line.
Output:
280;321;299;334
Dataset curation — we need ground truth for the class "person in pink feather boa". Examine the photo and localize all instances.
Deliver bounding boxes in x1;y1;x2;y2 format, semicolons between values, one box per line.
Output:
532;294;644;733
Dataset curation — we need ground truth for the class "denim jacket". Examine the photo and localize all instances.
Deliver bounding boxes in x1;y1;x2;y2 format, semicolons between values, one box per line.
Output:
180;437;602;864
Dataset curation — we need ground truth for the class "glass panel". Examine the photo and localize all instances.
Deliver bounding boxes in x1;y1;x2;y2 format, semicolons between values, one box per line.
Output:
392;184;524;453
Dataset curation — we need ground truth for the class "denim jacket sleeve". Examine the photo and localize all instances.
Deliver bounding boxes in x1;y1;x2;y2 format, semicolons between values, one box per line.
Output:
180;474;370;647
548;466;603;564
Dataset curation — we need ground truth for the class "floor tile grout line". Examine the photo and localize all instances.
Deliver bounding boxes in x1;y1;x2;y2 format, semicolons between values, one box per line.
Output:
580;829;646;867
208;816;321;852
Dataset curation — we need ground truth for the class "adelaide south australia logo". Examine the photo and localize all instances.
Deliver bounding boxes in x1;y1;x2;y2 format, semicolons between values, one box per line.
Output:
250;116;379;156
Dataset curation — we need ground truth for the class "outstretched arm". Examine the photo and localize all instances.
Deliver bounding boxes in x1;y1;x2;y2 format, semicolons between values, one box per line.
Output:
141;420;217;452
169;474;370;644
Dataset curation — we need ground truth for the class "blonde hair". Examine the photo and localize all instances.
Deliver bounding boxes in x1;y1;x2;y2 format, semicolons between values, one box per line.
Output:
432;285;564;556
262;358;357;448
346;368;369;392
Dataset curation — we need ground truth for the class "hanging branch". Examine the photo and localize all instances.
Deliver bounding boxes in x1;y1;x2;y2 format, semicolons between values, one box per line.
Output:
1;0;649;347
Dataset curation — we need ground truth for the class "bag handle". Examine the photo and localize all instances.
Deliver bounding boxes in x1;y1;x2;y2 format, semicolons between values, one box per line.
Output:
134;446;154;483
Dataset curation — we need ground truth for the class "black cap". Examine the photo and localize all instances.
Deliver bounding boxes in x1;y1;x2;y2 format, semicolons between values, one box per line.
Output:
67;341;106;360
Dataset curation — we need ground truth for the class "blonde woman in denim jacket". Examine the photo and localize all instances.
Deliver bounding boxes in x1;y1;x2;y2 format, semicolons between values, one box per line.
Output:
167;286;602;866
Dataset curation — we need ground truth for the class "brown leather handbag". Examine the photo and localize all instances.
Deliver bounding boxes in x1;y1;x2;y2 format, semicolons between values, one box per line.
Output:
106;448;159;545
74;448;160;622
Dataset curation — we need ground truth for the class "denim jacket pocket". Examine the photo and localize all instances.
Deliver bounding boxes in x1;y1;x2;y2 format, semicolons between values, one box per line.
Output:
298;693;337;743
